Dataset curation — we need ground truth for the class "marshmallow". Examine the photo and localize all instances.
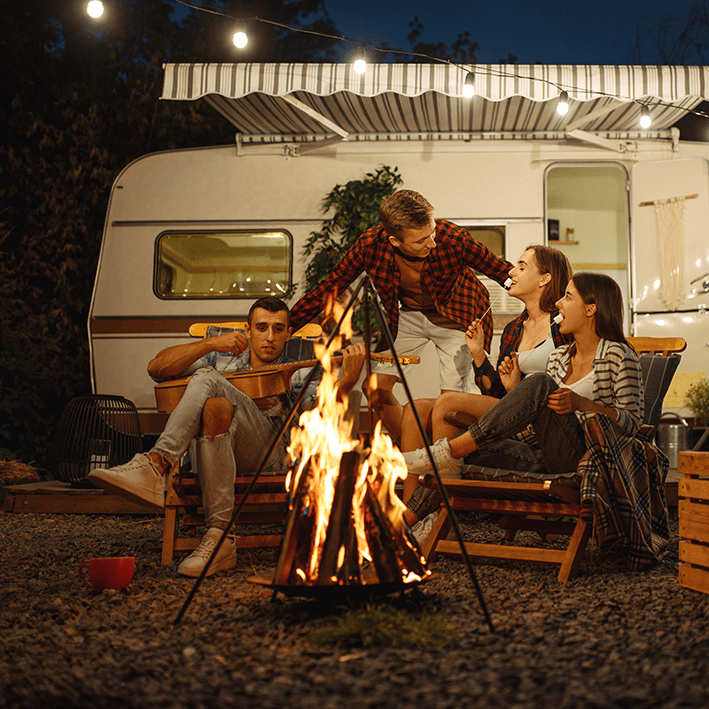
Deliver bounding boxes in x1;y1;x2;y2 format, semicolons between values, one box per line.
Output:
553;313;564;325
503;277;513;290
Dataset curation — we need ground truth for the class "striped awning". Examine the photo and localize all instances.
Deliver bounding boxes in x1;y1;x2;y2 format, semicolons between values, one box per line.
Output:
161;63;709;143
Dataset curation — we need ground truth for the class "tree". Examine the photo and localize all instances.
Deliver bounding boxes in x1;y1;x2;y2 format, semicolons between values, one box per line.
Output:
300;166;403;338
0;1;490;466
406;16;479;64
0;0;342;466
634;0;709;64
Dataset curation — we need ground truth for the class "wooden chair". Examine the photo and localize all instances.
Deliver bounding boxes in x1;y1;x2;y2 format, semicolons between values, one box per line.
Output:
159;321;324;566
421;336;686;582
161;468;288;565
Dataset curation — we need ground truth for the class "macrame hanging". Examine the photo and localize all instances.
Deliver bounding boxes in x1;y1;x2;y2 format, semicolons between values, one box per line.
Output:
654;198;686;311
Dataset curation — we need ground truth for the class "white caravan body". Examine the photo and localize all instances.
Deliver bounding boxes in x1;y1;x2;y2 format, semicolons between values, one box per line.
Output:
89;64;709;433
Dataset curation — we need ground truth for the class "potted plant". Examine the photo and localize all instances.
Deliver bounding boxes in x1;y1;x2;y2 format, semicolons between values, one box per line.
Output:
684;378;709;427
296;165;403;339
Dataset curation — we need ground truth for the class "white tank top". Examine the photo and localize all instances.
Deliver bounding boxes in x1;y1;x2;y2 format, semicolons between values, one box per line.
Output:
565;369;595;421
565;369;594;400
518;336;555;376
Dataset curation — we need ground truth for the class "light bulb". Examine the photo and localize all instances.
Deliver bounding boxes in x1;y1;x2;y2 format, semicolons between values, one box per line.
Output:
463;72;475;98
353;46;368;74
87;1;104;18
557;91;569;115
640;106;652;128
353;58;367;74
233;30;248;49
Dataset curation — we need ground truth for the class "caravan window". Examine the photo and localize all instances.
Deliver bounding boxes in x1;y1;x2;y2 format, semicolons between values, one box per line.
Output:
465;226;505;261
155;231;292;299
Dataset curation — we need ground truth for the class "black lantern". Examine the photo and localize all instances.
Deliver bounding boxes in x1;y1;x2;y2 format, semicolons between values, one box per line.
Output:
49;396;142;486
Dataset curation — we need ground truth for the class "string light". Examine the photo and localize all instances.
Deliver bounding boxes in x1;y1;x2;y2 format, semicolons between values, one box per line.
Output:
142;1;709;126
353;47;367;75
87;1;104;18
232;21;248;49
557;90;569;115
462;72;475;98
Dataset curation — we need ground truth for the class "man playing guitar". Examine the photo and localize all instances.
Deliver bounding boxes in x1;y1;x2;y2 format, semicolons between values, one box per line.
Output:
89;296;366;578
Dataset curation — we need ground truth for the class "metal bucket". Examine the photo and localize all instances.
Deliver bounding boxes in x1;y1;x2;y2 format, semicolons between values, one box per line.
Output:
657;412;692;469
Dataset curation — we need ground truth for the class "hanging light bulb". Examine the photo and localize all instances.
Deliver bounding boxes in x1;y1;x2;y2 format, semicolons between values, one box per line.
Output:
353;47;367;75
557;91;569;115
232;22;248;49
462;72;475;98
87;0;104;18
640;105;652;128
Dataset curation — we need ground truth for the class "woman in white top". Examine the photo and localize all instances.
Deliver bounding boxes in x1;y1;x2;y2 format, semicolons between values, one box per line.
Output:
403;272;644;488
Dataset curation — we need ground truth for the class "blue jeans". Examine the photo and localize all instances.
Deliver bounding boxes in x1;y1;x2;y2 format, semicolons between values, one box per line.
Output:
153;368;287;528
406;373;588;520
467;372;587;476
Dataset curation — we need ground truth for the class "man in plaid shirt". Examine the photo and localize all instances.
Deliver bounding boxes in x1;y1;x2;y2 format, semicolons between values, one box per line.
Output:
289;190;513;441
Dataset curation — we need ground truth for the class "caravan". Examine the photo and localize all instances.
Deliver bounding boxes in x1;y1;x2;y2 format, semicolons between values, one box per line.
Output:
89;63;709;434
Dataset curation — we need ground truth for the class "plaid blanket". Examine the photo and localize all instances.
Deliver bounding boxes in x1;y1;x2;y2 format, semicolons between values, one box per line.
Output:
578;411;670;570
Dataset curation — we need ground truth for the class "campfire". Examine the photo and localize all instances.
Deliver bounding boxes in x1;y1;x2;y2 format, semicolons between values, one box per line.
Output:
268;303;431;591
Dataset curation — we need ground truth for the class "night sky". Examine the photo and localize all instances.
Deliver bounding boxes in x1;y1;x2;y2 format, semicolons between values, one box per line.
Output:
325;0;697;65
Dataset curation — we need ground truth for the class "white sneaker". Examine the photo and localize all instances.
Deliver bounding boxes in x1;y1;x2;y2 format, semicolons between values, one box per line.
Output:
88;453;165;507
402;439;463;477
411;511;439;546
177;528;237;577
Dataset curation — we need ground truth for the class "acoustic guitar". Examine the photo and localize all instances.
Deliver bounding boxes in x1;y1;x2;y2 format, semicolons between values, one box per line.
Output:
154;351;420;414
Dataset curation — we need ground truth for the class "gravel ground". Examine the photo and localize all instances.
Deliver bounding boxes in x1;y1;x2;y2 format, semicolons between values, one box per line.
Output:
1;508;708;709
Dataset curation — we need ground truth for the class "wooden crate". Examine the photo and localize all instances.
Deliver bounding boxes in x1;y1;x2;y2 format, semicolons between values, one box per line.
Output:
678;451;709;595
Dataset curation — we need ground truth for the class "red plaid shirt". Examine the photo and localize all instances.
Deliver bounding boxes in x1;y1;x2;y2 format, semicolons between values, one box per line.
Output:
290;220;513;350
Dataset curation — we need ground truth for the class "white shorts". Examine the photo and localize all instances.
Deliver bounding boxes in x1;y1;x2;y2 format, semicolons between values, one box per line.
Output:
371;310;473;392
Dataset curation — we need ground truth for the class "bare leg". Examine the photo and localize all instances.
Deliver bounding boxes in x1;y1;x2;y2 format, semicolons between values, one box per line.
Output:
431;391;499;442
400;398;435;501
363;373;403;442
400;399;435;451
200;397;234;439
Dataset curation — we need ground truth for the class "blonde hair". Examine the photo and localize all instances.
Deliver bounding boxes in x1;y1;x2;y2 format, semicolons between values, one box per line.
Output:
380;190;434;237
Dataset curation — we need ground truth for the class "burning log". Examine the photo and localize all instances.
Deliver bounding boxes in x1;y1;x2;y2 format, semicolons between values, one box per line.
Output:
362;481;403;584
316;449;362;586
362;472;429;585
273;460;317;586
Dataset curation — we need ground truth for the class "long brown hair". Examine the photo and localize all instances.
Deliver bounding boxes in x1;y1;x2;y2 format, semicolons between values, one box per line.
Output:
571;272;629;345
526;244;572;313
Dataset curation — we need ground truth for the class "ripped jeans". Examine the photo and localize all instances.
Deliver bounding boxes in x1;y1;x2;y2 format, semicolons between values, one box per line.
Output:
152;368;287;529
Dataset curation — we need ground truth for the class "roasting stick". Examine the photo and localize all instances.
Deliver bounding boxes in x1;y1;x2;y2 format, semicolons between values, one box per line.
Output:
477;277;513;323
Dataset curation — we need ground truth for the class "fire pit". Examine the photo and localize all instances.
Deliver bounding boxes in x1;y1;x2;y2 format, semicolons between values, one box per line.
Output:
247;437;433;599
245;300;431;598
248;569;436;601
176;280;491;631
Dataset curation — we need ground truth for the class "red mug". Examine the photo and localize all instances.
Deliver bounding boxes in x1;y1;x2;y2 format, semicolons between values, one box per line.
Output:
79;556;135;591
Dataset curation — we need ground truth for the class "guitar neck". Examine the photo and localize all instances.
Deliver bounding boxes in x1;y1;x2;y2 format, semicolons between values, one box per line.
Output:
263;351;420;376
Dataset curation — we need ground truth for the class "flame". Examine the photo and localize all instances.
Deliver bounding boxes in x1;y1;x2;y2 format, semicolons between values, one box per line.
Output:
284;297;429;586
